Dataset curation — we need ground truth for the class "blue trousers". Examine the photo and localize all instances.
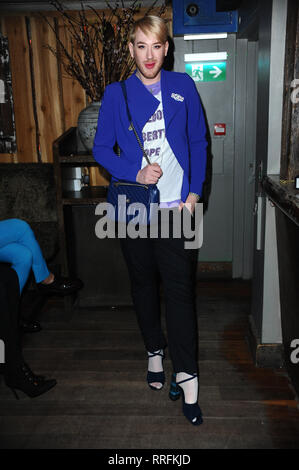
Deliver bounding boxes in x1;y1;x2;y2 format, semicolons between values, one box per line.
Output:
0;219;49;293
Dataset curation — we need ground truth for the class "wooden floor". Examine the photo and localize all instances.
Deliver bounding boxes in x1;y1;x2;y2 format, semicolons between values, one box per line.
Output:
1;280;299;449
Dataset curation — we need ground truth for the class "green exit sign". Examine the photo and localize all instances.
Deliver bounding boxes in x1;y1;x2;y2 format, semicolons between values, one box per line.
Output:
185;62;226;82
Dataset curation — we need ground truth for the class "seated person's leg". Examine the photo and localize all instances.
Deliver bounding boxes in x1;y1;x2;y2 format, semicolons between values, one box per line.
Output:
0;218;83;295
0;264;23;370
0;218;49;285
10;219;50;284
0;264;57;398
13;218;83;294
0;243;33;294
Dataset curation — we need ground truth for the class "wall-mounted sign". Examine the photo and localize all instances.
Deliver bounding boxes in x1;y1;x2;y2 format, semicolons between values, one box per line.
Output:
214;123;226;136
185;62;226;82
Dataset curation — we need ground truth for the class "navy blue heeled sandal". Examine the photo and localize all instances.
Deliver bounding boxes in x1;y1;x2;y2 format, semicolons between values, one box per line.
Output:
169;372;181;401
169;372;203;425
147;350;165;391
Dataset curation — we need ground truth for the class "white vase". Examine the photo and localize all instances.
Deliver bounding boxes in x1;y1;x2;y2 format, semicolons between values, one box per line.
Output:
77;101;101;152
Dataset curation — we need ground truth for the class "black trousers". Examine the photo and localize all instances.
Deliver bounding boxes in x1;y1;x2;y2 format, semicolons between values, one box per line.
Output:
120;208;199;374
0;264;23;374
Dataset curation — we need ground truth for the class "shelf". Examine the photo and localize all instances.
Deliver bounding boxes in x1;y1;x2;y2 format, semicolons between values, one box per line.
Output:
59;154;96;164
262;175;299;226
53;128;110;282
62;185;108;205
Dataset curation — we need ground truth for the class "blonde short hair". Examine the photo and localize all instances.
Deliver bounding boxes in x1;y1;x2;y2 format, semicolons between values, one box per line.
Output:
129;15;169;44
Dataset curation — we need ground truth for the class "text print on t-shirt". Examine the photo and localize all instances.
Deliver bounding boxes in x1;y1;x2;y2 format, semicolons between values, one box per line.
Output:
142;108;165;159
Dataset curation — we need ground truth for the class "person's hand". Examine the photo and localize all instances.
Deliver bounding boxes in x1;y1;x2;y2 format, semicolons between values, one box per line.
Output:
178;193;198;215
136;163;162;184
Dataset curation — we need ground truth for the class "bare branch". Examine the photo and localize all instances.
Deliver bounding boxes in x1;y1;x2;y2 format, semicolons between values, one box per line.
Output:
41;0;167;102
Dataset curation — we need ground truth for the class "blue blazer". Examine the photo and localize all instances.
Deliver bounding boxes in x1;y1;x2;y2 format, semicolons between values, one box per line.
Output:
92;68;207;201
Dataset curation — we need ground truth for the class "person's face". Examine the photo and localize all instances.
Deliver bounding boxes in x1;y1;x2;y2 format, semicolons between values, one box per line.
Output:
129;28;169;85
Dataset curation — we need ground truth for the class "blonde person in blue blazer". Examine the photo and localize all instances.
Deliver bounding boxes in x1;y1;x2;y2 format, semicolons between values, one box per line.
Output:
93;15;207;426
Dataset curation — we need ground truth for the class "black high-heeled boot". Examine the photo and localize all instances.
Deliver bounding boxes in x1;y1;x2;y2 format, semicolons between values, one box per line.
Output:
20;320;42;334
4;362;57;399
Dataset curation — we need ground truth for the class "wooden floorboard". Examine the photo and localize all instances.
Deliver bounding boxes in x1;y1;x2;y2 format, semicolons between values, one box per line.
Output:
1;280;299;449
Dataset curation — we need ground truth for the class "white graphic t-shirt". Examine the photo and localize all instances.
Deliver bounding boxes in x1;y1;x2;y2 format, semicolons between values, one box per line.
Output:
141;82;183;203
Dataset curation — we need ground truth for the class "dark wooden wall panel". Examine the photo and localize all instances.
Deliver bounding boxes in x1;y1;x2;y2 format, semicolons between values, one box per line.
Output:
31;16;63;162
57;14;86;131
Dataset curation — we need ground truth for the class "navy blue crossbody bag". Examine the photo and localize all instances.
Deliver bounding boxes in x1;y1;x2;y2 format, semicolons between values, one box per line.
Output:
107;81;160;224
